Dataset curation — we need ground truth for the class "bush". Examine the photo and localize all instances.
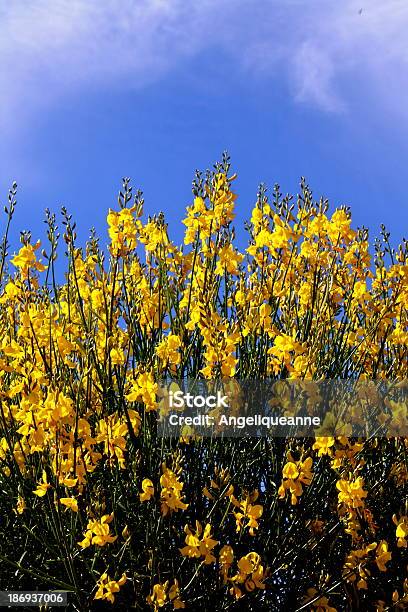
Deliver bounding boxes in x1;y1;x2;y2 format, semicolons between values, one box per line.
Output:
0;157;407;610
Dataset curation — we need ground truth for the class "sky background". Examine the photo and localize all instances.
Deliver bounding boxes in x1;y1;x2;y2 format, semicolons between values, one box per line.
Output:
1;0;408;254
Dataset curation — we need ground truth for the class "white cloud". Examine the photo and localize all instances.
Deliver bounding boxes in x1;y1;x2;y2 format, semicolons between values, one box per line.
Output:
287;0;408;114
291;41;344;113
0;0;222;131
1;0;408;136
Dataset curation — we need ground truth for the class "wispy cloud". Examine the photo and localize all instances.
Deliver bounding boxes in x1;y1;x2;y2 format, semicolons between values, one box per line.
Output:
287;1;408;114
238;0;408;114
1;0;408;133
0;1;216;128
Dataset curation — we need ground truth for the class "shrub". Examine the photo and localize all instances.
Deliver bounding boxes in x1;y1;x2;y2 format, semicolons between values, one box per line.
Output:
0;156;407;610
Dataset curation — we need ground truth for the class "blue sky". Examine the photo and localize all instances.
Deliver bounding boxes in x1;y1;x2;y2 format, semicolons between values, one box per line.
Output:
1;0;408;253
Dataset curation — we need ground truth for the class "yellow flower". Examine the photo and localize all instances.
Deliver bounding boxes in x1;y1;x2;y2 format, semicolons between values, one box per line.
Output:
78;513;117;548
107;206;138;255
94;572;127;604
59;497;78;512
147;580;185;610
219;545;234;583
279;456;313;505
393;514;408;548
125;371;158;412
328;208;355;243
11;241;47;278
95;413;128;469
312;437;335;457
268;333;307;374
168;580;185;609
110;347;125;365
180;521;219;564
282;462;299;479
215;244;243;276
343;542;376;590
140;478;155;502
160;465;188;516
156;334;182;366
15;495;26;515
353;280;368;301
147;583;167;610
62;477;78;488
268;214;298;250
231;490;263;535
336;477;367;509
1;280;21;301
33;470;51;497
139;219;169;252
230;552;266;599
375;540;391;572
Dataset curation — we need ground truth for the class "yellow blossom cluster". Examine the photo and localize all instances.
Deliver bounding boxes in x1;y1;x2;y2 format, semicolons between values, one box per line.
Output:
230;489;263;535
94;572;127;604
78;513;117;548
220;549;267;600
278;455;313;505
147;579;185;610
343;540;392;590
180;521;218;564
